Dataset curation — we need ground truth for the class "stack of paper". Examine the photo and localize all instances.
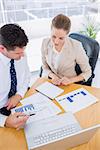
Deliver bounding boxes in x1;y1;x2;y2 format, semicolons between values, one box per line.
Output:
21;92;61;123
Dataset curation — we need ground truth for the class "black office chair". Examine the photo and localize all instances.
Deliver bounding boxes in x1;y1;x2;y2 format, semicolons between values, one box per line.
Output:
39;33;99;86
69;33;99;86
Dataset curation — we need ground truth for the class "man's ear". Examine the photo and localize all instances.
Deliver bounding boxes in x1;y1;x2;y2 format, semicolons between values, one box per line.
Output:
0;45;5;52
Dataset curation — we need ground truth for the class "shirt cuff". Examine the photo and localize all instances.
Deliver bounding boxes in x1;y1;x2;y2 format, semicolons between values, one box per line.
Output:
0;114;8;127
16;90;26;98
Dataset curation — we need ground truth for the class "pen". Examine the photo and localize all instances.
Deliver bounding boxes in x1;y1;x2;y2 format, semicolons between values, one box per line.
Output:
17;113;35;118
17;114;27;118
29;113;35;116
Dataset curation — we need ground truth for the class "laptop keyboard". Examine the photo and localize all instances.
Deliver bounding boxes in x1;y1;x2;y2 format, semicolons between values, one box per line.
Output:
28;123;81;148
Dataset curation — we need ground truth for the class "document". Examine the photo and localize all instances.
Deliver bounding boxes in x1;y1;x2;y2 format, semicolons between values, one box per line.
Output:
21;92;61;123
35;81;64;99
55;88;98;113
11;104;35;116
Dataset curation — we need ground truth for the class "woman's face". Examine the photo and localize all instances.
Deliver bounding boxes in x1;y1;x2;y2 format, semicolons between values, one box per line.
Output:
51;27;67;51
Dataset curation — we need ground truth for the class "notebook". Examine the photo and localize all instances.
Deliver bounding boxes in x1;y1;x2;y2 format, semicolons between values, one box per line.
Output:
35;81;64;99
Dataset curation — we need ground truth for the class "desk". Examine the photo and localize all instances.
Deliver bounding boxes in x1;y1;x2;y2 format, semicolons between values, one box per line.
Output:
0;78;100;150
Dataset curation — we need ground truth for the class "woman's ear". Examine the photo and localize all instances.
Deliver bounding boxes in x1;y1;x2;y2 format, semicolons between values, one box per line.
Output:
0;45;5;52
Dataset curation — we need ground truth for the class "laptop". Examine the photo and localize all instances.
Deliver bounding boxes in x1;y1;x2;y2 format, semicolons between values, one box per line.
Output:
24;112;99;150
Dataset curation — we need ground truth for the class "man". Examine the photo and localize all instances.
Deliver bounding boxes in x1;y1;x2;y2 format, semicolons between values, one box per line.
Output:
0;24;30;129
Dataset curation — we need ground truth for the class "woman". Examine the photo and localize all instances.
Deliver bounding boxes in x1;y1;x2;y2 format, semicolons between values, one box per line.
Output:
41;14;91;85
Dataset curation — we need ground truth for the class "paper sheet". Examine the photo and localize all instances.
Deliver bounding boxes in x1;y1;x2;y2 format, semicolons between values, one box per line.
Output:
21;92;61;123
35;81;64;99
55;88;98;113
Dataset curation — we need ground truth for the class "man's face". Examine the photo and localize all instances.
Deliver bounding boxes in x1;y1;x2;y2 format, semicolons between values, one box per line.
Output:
3;47;25;60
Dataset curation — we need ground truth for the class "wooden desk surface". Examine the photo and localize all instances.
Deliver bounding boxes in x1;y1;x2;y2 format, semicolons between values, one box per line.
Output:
0;78;100;150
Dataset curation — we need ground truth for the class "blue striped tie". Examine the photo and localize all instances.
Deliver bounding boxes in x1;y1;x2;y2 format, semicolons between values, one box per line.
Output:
8;59;17;98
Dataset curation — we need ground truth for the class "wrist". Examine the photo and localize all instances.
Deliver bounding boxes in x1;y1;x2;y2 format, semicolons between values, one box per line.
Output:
48;73;56;79
1;115;8;127
69;77;75;84
4;116;9;127
15;94;22;102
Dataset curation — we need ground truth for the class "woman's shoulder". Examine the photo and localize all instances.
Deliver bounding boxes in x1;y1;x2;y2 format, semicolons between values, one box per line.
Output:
68;36;82;47
41;37;52;54
42;37;51;45
67;37;85;55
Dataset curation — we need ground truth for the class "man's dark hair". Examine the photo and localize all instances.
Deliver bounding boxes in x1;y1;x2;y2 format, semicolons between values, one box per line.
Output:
0;23;28;51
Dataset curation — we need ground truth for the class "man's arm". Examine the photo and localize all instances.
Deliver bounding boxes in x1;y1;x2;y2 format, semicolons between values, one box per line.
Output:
0;114;8;127
6;56;31;110
75;42;92;81
0;113;29;129
16;56;31;97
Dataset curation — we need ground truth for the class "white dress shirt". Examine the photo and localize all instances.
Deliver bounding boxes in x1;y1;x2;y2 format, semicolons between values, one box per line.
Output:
0;53;31;127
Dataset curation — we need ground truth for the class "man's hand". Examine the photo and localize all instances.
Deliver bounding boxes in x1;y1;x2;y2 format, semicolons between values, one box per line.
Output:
5;112;29;129
6;94;22;110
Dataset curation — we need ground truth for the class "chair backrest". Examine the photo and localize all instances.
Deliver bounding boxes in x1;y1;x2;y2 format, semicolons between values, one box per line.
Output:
69;33;100;86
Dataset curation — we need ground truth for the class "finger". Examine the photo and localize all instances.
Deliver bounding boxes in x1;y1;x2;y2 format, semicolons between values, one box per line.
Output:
55;80;61;85
15;116;29;128
60;81;66;85
53;79;59;84
7;104;11;110
5;100;10;107
16;125;24;131
60;79;64;83
57;80;61;85
63;82;69;85
51;80;56;85
18;116;29;122
14;112;24;117
7;103;13;110
16;127;21;131
53;82;58;85
14;112;29;119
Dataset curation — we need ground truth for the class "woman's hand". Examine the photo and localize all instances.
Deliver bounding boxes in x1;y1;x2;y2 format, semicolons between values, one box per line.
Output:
60;77;73;85
49;72;61;85
61;75;85;85
51;76;61;85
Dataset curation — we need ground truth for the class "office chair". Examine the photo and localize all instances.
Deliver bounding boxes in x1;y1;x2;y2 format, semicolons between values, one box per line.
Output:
39;33;99;86
69;33;99;86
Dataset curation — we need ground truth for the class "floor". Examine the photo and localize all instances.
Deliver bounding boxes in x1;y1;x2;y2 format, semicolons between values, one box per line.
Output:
30;59;100;88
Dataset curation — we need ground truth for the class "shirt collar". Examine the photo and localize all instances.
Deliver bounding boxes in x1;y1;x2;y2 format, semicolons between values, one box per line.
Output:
0;53;11;65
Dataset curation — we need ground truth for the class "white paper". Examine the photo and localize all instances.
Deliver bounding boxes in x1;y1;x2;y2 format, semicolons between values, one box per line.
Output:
35;81;64;99
55;88;98;113
21;92;61;123
11;104;36;116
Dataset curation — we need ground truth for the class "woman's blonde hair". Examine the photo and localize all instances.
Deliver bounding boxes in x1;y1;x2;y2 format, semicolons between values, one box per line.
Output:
51;14;71;33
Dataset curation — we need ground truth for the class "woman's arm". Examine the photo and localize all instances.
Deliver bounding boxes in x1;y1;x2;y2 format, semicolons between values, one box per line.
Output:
41;39;53;77
75;42;92;81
